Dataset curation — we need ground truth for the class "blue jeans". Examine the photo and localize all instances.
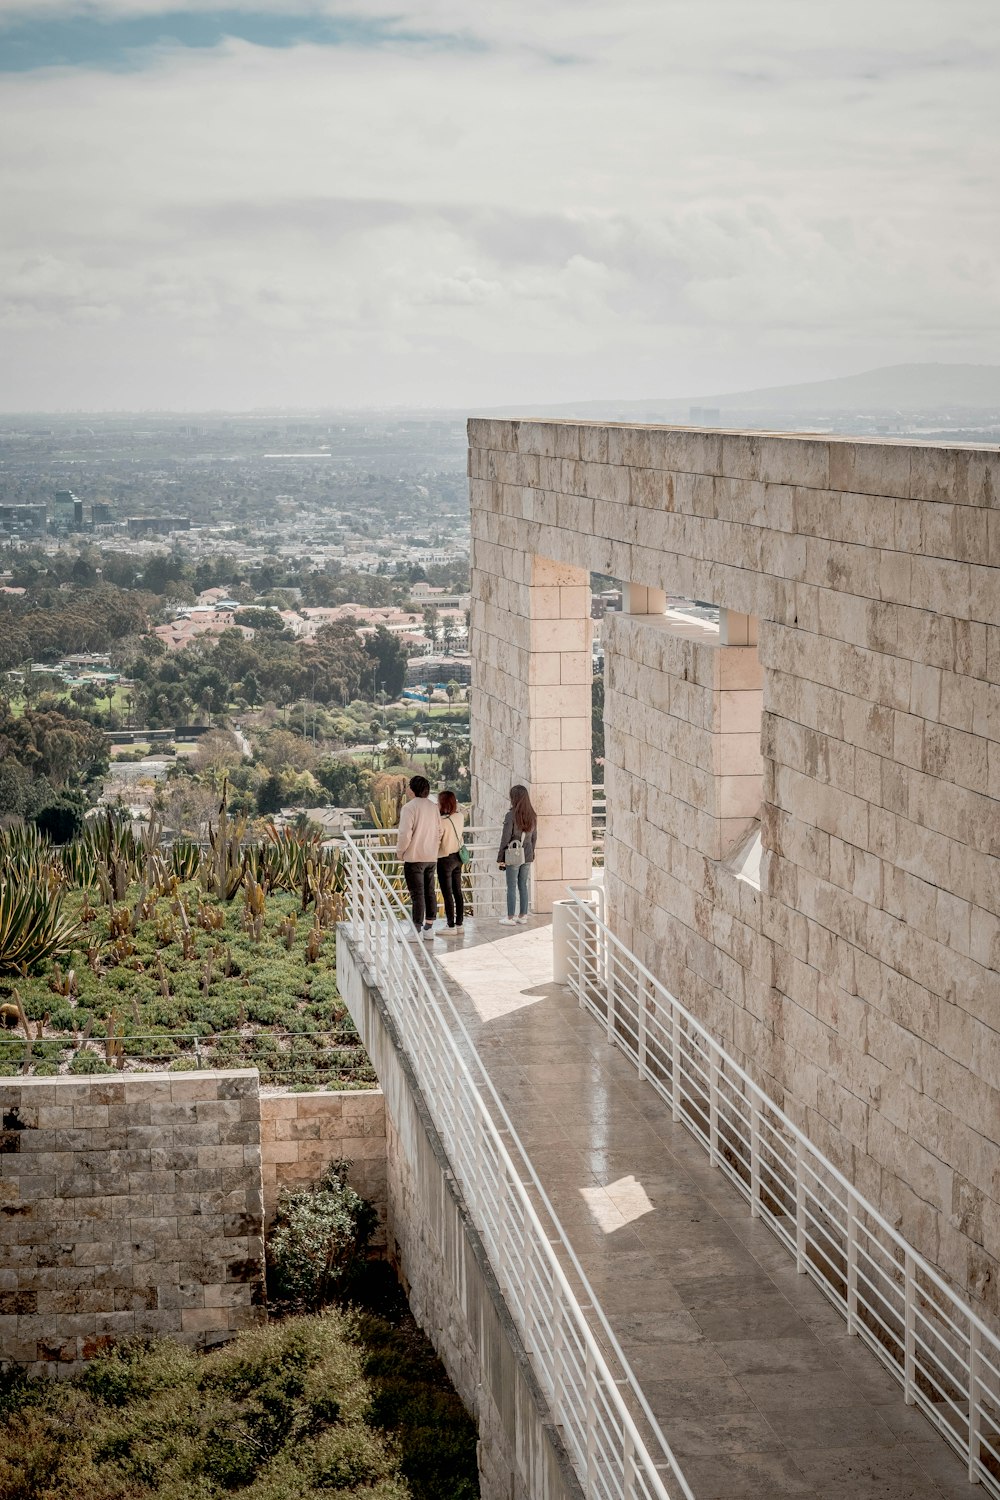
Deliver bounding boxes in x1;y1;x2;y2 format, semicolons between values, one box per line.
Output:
505;862;530;917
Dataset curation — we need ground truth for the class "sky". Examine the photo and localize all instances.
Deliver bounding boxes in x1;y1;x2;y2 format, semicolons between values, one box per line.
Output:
0;0;998;410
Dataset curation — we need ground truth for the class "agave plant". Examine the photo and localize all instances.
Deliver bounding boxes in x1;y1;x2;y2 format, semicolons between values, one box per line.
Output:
202;780;246;901
0;874;82;975
0;824;64;889
171;839;202;882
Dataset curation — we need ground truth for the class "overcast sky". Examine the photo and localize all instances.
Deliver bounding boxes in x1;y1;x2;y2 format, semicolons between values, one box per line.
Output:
1;0;997;410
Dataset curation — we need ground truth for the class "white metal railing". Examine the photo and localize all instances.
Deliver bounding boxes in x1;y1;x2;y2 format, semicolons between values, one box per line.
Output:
343;834;693;1500
564;890;1000;1495
349;824;507;919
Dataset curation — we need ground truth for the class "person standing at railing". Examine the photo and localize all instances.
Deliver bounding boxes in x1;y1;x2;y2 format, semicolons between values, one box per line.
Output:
436;788;466;934
396;774;441;940
497;784;536;925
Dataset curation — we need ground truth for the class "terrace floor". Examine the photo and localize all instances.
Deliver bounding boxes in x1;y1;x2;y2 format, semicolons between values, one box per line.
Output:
421;911;970;1500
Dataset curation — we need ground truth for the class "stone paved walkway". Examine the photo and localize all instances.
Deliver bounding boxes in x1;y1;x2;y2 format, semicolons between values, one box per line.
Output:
425;913;971;1500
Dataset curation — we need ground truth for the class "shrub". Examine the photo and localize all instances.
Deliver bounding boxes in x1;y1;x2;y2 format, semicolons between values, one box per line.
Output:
267;1161;378;1308
0;1315;422;1500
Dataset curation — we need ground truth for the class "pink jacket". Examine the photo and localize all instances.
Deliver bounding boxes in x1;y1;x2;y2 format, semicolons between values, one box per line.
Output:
396;796;442;862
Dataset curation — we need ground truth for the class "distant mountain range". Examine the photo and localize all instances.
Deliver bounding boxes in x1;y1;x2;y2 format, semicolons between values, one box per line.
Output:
481;363;1000;422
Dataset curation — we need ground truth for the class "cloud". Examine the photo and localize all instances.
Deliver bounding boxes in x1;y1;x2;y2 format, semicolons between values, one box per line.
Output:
0;3;997;407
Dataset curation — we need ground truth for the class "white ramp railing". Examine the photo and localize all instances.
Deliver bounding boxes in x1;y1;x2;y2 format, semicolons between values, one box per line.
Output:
564;890;1000;1495
344;833;693;1500
350;825;506;919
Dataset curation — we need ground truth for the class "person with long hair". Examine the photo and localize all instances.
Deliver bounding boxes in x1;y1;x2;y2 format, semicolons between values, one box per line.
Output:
436;788;465;934
497;784;537;925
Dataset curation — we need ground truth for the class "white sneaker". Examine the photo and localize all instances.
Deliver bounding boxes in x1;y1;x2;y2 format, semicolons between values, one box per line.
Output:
516;915;529;923
422;926;435;939
400;926;420;942
498;917;518;926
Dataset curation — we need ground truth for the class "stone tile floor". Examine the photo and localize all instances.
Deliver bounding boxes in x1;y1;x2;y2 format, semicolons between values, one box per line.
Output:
424;912;972;1500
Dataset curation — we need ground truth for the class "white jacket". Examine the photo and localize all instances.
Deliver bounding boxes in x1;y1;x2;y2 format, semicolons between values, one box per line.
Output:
438;810;465;857
396;796;442;862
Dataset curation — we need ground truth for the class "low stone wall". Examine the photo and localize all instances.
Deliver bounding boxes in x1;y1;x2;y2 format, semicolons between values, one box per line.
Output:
260;1090;386;1240
337;925;582;1500
0;1072;266;1377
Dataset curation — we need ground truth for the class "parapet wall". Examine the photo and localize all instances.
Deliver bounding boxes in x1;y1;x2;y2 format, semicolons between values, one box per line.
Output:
468;418;1000;1326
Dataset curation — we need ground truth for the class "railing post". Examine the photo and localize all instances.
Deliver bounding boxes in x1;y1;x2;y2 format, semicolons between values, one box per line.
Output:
193;1035;202;1070
750;1100;761;1218
551;1308;565;1421
521;1225;534;1357
709;1055;720;1168
795;1138;807;1273
637;979;648;1079
846;1195;858;1335
585;1343;597;1496
969;1319;981;1484
623;1430;636;1495
904;1250;916;1403
605;930;615;1046
670;1008;682;1124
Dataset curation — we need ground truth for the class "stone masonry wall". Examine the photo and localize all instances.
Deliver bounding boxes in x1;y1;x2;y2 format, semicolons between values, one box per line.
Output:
468;418;1000;1326
0;1072;266;1376
260;1090;386;1238
471;546;593;911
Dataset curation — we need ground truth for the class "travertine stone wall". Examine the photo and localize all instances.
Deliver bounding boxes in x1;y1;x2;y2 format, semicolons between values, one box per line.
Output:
471;542;592;911
468;418;1000;1324
260;1090;386;1236
0;1072;266;1376
337;927;582;1500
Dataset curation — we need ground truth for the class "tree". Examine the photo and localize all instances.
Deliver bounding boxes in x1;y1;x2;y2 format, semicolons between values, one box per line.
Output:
363;626;406;700
316;757;372;808
592;672;605;782
34;793;85;843
421;606;440;648
242;671;260;709
256;772;284;815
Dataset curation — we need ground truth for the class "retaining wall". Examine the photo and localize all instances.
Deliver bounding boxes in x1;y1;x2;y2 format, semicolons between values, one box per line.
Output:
0;1071;266;1376
1;1073;387;1376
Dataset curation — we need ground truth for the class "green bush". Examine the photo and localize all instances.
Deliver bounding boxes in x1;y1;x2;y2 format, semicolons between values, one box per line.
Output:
0;1315;422;1500
267;1161;378;1308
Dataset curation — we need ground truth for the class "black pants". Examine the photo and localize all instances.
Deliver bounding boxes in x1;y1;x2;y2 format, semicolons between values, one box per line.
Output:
437;853;464;927
403;860;436;928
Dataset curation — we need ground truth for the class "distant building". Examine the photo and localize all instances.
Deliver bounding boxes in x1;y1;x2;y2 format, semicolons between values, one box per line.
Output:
406;653;472;688
0;503;47;537
90;501;113;527
688;406;721;424
127;516;191;538
591;589;622;619
53;490;79;531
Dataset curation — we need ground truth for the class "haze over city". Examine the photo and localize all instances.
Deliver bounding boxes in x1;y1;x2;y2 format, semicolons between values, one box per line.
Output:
1;0;998;410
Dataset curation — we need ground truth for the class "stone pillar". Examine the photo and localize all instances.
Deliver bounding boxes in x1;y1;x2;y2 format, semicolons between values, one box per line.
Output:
527;556;593;911
470;551;591;914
